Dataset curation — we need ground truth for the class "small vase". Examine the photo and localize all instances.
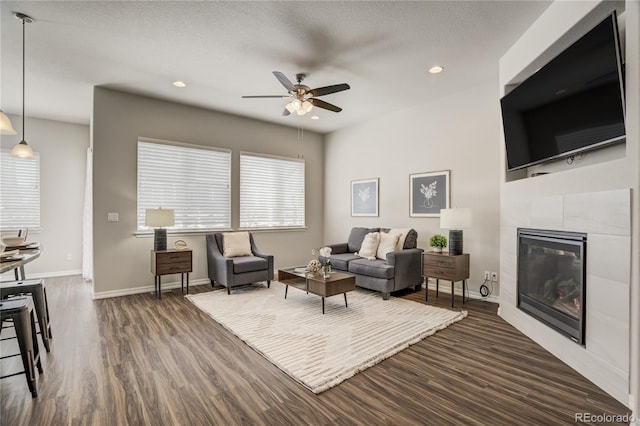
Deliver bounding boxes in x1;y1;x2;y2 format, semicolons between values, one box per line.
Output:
433;247;443;253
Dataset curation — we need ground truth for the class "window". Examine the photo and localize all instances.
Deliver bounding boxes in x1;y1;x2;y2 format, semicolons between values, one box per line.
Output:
0;150;40;230
240;152;305;229
137;138;231;232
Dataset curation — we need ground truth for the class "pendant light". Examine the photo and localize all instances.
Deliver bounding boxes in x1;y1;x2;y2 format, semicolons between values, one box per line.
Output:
0;110;16;135
10;12;34;159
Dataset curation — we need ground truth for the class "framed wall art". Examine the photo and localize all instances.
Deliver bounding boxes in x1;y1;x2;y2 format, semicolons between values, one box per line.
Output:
351;178;379;217
409;170;450;217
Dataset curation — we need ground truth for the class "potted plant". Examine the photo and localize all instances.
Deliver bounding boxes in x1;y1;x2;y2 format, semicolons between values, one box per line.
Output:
430;234;447;253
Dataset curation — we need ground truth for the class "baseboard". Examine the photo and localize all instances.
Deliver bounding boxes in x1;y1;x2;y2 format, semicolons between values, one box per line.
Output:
92;278;210;300
424;281;499;304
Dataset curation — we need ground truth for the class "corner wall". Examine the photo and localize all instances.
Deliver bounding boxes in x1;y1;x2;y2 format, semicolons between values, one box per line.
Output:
1;115;89;278
498;0;638;406
91;88;324;297
324;81;501;297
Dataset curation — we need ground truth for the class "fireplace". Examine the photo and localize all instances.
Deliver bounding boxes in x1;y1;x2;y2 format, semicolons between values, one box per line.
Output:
517;228;587;345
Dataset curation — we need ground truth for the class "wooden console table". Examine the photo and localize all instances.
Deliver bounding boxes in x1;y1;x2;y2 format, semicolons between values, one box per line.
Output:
423;252;470;307
150;249;192;299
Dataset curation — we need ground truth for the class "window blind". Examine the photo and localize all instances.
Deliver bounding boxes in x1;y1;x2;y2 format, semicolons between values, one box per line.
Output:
0;150;40;230
240;152;305;229
137;139;231;231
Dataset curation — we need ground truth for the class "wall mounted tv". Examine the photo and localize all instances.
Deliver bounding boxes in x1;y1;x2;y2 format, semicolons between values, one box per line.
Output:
501;12;626;171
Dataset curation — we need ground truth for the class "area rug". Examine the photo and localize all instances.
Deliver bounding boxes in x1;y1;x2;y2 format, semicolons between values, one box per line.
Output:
186;282;466;394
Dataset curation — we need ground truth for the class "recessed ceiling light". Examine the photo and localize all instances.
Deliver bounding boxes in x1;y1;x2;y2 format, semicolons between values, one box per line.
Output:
428;66;444;74
311;115;320;120
173;81;186;88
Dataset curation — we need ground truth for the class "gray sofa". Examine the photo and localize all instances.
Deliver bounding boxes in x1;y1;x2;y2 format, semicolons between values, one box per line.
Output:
320;227;423;299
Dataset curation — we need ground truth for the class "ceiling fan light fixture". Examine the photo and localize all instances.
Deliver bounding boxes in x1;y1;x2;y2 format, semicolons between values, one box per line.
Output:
296;108;306;116
291;99;302;111
285;103;295;113
303;101;313;113
0;110;17;135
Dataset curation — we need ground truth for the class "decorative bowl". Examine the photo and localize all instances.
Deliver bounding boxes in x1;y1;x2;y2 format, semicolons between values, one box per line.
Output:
2;237;26;246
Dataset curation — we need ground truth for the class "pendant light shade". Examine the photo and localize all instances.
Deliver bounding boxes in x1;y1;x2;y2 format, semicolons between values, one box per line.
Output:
11;12;34;159
0;110;17;135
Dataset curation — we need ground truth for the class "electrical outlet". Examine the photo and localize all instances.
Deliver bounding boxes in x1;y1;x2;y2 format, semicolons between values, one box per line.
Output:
491;272;498;281
484;271;490;280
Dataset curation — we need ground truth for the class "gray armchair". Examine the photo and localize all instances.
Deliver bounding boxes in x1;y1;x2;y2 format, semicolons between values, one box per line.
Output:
206;232;273;294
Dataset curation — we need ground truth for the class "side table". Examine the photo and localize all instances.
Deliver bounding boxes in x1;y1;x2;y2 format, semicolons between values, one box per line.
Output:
423;252;470;308
150;249;192;299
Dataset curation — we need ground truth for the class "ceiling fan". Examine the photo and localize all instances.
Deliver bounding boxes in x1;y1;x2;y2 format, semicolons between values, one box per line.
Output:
242;71;350;116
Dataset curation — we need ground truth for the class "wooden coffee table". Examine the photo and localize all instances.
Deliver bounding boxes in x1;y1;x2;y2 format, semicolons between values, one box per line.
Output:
278;267;356;314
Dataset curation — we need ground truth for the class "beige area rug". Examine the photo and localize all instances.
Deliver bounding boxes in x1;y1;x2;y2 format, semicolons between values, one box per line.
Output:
187;281;467;394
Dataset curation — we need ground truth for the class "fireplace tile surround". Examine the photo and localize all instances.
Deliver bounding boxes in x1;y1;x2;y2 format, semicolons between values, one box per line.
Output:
500;188;631;404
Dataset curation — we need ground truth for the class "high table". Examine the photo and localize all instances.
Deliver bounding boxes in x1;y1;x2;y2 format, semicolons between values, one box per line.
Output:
0;249;41;281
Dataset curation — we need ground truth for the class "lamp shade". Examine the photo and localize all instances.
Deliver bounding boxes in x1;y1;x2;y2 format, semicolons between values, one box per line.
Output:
145;208;175;228
440;208;472;230
0;110;17;135
11;140;34;159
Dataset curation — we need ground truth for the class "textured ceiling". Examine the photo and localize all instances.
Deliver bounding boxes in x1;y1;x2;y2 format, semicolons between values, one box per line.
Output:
0;1;551;134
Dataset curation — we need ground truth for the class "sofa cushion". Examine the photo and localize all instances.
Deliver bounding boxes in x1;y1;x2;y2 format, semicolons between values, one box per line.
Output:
232;256;268;274
358;232;380;258
377;232;401;260
388;228;412;250
223;231;253;257
347;227;378;253
403;229;418;249
328;253;360;271
349;258;395;280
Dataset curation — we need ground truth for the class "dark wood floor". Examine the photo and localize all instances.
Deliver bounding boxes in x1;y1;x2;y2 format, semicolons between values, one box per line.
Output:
1;275;631;425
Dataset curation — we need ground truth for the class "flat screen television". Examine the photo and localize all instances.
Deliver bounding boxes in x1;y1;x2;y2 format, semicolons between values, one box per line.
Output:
501;12;626;171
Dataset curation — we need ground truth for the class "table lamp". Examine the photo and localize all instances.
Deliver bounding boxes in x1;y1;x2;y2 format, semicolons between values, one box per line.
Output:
440;208;472;256
145;207;175;251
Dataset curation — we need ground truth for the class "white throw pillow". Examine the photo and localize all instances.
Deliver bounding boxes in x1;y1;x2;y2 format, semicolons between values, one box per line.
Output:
377;232;401;260
358;232;380;259
222;231;253;257
389;228;411;250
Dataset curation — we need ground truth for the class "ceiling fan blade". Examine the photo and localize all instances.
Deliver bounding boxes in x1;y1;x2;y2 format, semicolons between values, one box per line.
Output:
273;71;294;92
242;95;288;98
309;83;351;97
310;98;342;113
282;108;291;116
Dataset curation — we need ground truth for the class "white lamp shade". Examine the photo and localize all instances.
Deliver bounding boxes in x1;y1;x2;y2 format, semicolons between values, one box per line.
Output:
0;111;17;135
145;208;175;227
440;208;472;229
11;140;34;159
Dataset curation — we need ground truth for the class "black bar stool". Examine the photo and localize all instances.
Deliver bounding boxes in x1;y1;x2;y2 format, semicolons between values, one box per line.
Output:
0;297;43;397
0;279;52;352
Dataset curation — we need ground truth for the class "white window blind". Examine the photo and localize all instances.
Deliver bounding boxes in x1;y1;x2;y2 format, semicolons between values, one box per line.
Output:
0;150;40;230
137;139;231;231
240;152;305;229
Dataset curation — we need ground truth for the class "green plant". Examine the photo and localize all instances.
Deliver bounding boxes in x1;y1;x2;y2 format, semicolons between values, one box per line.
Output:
430;234;447;248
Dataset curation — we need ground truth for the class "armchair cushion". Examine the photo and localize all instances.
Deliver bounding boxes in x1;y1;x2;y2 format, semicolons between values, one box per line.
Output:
222;231;253;257
232;256;269;274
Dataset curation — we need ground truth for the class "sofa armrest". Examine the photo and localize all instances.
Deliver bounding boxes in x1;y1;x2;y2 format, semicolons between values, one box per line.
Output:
386;248;424;290
325;242;349;254
206;233;234;285
250;248;274;281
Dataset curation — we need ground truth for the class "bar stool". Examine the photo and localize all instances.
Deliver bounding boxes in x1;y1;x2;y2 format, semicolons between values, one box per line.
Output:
0;279;52;352
0;297;43;397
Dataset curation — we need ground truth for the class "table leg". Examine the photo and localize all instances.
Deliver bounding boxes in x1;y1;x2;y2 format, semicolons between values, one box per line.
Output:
19;266;26;281
284;285;288;299
451;282;454;308
181;274;184;294
425;277;428;302
186;273;189;294
344;292;348;308
436;279;439;299
158;276;162;300
463;280;466;304
322;297;325;314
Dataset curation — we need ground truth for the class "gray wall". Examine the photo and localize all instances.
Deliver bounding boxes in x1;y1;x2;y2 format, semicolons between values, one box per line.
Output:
0;115;88;278
92;87;324;297
323;81;501;298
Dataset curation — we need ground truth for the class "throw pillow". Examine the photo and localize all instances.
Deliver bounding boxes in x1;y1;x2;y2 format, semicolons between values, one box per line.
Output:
358;232;380;259
389;228;412;250
377;232;401;260
222;231;253;257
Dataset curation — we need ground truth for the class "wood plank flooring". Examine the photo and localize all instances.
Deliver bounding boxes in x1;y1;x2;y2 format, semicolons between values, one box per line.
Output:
1;275;631;425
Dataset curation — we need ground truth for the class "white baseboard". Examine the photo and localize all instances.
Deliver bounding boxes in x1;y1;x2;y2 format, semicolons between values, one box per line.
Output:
424;280;499;304
0;269;83;280
92;278;210;300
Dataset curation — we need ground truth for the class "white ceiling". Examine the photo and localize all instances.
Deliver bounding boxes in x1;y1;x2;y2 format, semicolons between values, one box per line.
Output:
0;1;551;134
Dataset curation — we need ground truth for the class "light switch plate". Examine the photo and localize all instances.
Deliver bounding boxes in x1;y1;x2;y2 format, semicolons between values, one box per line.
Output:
107;212;119;222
